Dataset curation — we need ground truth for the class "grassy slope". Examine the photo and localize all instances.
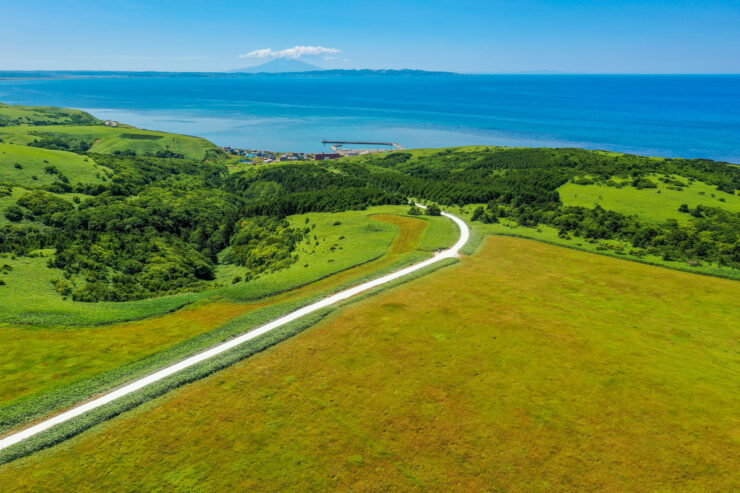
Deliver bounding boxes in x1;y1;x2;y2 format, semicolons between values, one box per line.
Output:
453;205;740;280
0;125;222;161
559;177;740;224
2;237;736;491
0;103;99;127
0;143;108;186
0;205;457;325
0;210;458;434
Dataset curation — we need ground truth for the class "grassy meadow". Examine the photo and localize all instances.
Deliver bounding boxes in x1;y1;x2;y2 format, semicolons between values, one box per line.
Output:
0;143;110;186
0;209;456;436
452;204;740;279
0;125;223;161
2;237;736;491
0;103;99;127
559;176;740;224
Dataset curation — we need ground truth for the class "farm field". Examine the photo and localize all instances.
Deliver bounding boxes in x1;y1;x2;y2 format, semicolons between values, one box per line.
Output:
559;178;740;224
0;124;223;161
0;210;451;435
2;237;737;491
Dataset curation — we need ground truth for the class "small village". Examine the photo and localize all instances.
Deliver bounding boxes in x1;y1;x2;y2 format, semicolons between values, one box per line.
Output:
221;140;405;165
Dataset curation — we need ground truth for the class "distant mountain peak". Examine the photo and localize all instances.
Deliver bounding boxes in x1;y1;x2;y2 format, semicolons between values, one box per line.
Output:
232;59;324;74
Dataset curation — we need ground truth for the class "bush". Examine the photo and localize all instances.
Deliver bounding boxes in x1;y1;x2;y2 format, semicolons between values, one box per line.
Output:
631;177;658;189
4;205;24;222
425;204;441;216
16;191;74;216
407;206;423;216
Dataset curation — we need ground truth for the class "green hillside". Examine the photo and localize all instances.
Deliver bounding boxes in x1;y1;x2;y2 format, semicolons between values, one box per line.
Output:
0;125;224;161
559;174;740;224
0;103;99;127
0;143;109;187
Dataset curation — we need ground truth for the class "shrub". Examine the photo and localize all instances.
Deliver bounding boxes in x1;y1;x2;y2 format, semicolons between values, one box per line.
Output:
4;205;24;222
16;191;74;216
425;204;441;216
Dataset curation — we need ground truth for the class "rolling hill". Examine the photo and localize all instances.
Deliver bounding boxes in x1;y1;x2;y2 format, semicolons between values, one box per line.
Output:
0;103;100;127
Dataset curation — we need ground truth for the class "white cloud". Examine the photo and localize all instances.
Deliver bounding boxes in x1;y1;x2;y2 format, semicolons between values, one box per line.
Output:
239;45;340;60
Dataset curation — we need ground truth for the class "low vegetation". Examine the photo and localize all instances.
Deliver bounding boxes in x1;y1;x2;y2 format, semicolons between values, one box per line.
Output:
0;210;454;437
0;124;224;161
0;143;110;187
3;237;736;491
0;103;100;127
559;175;740;223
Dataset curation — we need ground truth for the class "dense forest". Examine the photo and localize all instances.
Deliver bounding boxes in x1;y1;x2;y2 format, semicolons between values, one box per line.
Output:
2;114;739;303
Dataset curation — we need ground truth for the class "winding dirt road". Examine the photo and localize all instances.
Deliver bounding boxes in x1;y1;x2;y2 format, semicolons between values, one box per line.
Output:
0;209;469;453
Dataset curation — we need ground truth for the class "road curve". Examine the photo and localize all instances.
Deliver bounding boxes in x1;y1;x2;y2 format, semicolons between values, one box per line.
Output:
0;210;469;453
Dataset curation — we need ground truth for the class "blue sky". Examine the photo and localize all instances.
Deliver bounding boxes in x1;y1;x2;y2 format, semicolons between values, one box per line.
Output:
2;0;739;73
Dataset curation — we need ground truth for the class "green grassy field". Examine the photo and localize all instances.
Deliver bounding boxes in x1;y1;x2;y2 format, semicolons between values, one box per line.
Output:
0;209;458;437
0;143;108;186
0;125;223;161
0;103;99;127
559;176;740;224
2;237;736;491
452;204;740;279
0;205;457;326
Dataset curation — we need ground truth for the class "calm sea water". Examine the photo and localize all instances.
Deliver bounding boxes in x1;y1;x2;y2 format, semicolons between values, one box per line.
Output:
1;74;739;163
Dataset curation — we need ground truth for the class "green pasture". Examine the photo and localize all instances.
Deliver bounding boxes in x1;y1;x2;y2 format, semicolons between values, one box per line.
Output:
0;103;99;127
452;204;740;279
559;176;740;223
0;125;223;161
0;143;107;186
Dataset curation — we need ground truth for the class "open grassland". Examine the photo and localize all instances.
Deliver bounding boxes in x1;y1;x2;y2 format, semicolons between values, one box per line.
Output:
0;211;451;435
0;103;99;127
0;143;108;186
0;302;249;411
2;237;736;491
453;205;740;280
0;125;222;161
559;177;740;224
0;205;457;325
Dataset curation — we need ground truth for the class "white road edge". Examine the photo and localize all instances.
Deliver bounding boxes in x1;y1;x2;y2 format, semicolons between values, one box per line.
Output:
0;207;469;452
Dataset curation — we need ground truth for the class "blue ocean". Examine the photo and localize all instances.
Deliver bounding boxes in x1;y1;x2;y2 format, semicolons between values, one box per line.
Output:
1;74;739;163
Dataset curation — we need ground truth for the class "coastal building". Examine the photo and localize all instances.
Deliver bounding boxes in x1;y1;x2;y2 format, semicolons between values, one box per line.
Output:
314;153;342;160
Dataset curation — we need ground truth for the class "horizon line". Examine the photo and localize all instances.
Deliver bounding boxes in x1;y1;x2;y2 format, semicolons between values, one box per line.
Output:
1;69;740;76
